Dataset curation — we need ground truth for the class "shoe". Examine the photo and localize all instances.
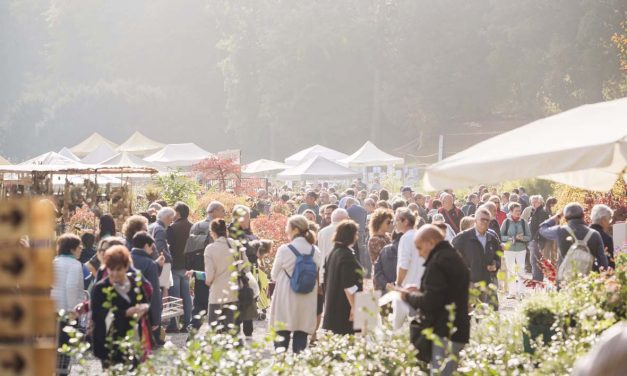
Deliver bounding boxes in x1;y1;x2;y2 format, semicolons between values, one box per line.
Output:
165;327;179;334
179;327;188;333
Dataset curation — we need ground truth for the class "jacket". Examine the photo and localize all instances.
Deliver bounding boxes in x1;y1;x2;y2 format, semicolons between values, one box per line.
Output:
438;207;463;234
500;217;531;252
130;248;162;325
461;202;476;217
148;221;172;263
539;218;608;270
204;237;243;305
590;224;615;269
528;206;550;246
452;228;501;284
405;241;470;344
167;217;193;270
374;236;400;291
188;217;214;270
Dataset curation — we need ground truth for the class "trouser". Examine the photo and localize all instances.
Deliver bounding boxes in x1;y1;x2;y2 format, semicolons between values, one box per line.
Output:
208;303;239;334
169;269;193;329
504;251;526;296
191;276;209;329
529;240;544;282
243;320;253;337
356;238;372;278
274;330;308;354
431;337;464;376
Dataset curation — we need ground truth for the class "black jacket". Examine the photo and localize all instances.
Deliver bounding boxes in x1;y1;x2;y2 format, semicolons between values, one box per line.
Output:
374;236;400;291
130;248;162;325
452;228;501;284
167;218;193;270
461;202;476;217
590;224;615;269
406;241;470;344
529;206;549;246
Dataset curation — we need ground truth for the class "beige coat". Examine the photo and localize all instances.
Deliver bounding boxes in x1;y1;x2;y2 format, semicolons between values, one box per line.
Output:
204;237;249;305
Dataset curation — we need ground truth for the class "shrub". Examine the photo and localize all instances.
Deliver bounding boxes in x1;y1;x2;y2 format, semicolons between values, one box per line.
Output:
195;190;249;222
152;170;201;208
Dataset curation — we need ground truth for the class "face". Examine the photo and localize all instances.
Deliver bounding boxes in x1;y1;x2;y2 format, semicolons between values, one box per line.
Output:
475;212;491;234
490;198;500;209
210;206;226;219
173;211;181;221
415;196;425;206
382;216;393;233
600;216;612;230
415;236;436;259
71;244;83;259
306;195;316;206
442;195;453;209
532;199;542;209
320;192;330;204
323;208;333;223
304;212;316;222
107;266;127;284
511;207;522;218
144;242;154;255
238;212;251;229
402;191;412;200
394;213;409;233
163;214;175;227
285;224;300;240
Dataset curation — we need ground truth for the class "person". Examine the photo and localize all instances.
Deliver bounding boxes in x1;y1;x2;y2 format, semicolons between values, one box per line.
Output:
431;214;456;241
322;220;364;335
79;232;97;264
130;231;163;337
489;195;507;226
319;204;338;229
204;219;247;333
319;191;331;206
500;192;510;214
572;322;627;376
379;189;390;202
374;231;402;292
303;209;317;223
461;193;479;217
166;202;193;332
86;237;127;281
414;193;429;222
98;214;117;241
459;216;475;232
367;208;393;264
91;246;151;370
188;201;226;329
52;234;85;376
539;202;608;273
364;198;376;216
370;177;382;192
298;191;321;223
545;197;558;215
345;197;370;278
149;207;175;297
590;204;615;269
438;193;463;234
518;187;529;209
481;201;501;240
452;208;501;309
500;202;531;299
393;225;470;376
122;215;149;254
528;195;549;282
427;199;441;220
269;215;322;354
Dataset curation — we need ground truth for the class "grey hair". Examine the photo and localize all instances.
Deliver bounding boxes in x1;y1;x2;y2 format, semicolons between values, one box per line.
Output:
206;201;225;215
591;204;613;225
157;207;175;221
431;213;445;222
530;195;544;204
475;207;491;219
148;202;163;211
331;208;349;223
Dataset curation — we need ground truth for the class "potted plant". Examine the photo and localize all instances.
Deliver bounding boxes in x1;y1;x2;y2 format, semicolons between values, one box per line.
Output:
522;296;556;353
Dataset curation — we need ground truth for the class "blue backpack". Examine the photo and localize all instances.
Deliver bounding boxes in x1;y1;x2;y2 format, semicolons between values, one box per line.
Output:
285;245;317;294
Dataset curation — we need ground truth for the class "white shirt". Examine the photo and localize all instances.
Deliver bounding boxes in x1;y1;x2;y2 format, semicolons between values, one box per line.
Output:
317;223;337;283
396;229;425;287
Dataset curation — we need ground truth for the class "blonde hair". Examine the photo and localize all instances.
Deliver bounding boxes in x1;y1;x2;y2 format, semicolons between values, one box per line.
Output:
287;215;316;245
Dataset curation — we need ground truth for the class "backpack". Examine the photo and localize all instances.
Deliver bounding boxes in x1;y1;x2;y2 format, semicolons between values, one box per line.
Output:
285;245;317;294
557;226;595;282
504;218;527;237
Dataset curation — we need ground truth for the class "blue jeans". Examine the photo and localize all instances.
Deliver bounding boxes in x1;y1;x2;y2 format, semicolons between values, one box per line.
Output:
275;330;308;354
529;240;544;282
169;269;192;328
431;337;464;376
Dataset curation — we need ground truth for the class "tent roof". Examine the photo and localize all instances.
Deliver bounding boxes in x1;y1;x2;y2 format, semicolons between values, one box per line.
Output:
20;151;82;166
100;151;154;168
339;141;404;167
69;133;119;157
0;164;157;175
116;131;165;155
144;143;212;167
284;144;348;166
58;147;80;161
0;156;10;165
277;156;360;180
242;159;289;175
81;143;118;164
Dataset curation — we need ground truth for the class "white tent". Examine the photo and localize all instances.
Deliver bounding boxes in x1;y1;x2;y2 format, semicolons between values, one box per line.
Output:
116;131;165;156
100;151;154;168
277;156;360;180
81;143;118;165
58;147;80;162
284;144;348;166
0;155;10;165
70;133;119;157
339;141;404;167
242;159;289;175
20;152;82;166
144;143;212;167
423;97;627;192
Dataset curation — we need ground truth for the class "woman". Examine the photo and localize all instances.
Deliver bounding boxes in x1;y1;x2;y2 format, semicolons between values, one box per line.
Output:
122;215;149;251
590;204;615;269
204;219;249;333
98;214;117;241
86;237;127;281
500;202;531;299
368;208;393;264
269;215;322;354
303;209;317;223
379;189;390;202
91;246;150;370
460;216;475;232
322;220;364;335
52;234;85;376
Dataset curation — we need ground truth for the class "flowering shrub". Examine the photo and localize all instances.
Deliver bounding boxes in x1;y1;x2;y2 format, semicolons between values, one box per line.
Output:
251;213;289;272
67;205;98;233
196;190;249;222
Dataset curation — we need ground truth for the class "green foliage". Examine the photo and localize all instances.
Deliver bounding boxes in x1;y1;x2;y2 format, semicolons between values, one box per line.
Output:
153;170;201;208
498;178;554;200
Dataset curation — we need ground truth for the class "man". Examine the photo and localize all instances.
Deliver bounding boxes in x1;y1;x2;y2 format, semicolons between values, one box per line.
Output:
393;208;423;328
414;193;429;223
395;225;470;375
364;198;376;215
188;201;225;329
298;191;321;223
345;197;370;278
452;208;501;309
527;196;549;281
500;192;511;214
166;202;193;332
130;231;163;340
319;191;331;206
318;208;350;280
148;207;175;297
438;193;463;235
519;187;530;209
355;177;367;191
401;186;415;204
539;202;608;272
338;188;356;209
370;177;382;192
461;193;479;217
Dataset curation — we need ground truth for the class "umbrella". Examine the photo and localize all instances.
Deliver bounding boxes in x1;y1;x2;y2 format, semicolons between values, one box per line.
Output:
423;97;627;192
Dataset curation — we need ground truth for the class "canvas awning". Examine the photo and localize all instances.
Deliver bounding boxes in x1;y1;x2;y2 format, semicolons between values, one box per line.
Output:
284;144;348;166
81;143;118;164
423;97;627;192
69;132;119;157
20;152;82;166
339;141;404;167
277;156;360;180
116;131;165;156
242;159;289;175
0;164;157;175
100;151;155;168
144;143;213;167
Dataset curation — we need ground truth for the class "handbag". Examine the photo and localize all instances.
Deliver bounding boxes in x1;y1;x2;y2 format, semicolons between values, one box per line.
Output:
410;319;433;363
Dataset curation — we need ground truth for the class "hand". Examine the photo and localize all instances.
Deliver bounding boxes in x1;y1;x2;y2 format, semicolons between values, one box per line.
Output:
516;234;524;241
126;304;149;318
156;254;165;267
185;270;194;278
487;264;497;272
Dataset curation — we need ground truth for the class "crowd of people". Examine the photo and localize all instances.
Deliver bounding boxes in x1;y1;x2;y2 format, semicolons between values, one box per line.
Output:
49;178;619;375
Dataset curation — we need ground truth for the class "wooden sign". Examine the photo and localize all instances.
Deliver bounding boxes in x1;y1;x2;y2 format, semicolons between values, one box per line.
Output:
0;248;53;289
0;342;56;376
0;200;29;241
0;296;56;338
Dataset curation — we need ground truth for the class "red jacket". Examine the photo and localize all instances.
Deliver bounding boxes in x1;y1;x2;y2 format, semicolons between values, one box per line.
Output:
495;210;507;226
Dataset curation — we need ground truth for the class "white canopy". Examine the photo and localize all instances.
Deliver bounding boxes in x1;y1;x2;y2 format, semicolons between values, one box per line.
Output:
284;144;348;166
58;147;80;162
277;155;360;180
116;131;165;156
70;132;119;157
242;159;289;175
144;143;213;167
20;152;82;166
0;156;10;165
339;141;404;167
424;97;627;192
81;143;118;164
100;151;154;168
